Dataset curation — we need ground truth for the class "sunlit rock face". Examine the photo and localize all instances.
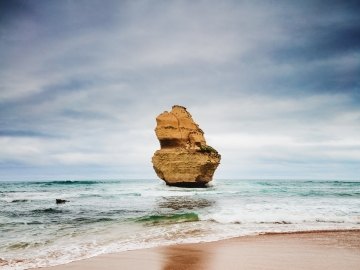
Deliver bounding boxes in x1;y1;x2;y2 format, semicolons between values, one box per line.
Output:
152;105;221;187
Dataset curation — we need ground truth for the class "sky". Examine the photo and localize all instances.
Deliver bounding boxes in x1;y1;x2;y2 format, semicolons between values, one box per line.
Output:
0;0;359;181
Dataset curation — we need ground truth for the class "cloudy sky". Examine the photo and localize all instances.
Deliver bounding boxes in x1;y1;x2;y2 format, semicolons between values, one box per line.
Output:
1;0;359;181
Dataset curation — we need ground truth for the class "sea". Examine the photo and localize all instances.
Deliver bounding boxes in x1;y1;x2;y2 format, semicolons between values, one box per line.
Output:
1;179;360;270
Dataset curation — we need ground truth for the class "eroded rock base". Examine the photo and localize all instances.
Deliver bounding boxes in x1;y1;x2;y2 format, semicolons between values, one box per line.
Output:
152;149;220;186
165;182;209;188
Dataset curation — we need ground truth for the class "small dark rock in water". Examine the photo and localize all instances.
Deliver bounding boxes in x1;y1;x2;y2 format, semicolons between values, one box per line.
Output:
56;199;69;204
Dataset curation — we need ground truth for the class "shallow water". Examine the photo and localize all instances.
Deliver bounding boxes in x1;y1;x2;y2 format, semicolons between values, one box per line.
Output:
0;179;359;269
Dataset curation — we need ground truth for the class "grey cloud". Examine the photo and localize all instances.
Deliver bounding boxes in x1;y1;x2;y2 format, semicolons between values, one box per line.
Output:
0;0;359;180
0;130;53;138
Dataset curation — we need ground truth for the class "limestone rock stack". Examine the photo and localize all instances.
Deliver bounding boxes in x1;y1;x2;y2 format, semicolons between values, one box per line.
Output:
152;105;221;187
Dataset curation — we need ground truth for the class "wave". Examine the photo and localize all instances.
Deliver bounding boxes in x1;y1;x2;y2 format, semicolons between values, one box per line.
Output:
207;218;293;225
136;212;199;225
31;208;66;214
255;181;280;186
68;217;114;225
41;180;102;186
8;242;32;250
336;192;360;197
315;219;345;224
260;221;293;224
7;240;52;250
327;180;360;185
204;215;357;225
11;199;29;203
1;216;115;227
300;191;360;197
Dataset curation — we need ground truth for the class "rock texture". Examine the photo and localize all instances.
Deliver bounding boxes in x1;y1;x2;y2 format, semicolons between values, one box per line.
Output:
152;105;221;187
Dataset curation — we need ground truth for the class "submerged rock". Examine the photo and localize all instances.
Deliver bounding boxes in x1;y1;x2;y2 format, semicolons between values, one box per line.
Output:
56;199;69;204
152;105;221;187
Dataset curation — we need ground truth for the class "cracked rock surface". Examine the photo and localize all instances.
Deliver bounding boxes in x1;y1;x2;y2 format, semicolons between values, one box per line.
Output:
152;105;221;187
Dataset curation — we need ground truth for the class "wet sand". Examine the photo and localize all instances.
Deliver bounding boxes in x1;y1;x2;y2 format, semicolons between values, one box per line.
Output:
37;230;360;270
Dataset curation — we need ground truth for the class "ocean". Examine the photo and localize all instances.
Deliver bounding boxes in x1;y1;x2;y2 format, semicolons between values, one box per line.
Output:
1;179;359;269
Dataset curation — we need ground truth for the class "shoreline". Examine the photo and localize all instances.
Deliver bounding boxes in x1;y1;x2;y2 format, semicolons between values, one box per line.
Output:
35;229;360;270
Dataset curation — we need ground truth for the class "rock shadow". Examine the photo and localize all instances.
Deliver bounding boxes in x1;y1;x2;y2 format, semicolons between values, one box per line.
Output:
157;196;215;211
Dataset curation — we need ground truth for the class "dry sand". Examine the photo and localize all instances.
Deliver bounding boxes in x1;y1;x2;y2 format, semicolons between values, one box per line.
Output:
37;230;360;270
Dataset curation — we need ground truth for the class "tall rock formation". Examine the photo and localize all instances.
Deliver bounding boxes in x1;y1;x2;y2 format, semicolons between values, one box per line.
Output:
152;105;221;187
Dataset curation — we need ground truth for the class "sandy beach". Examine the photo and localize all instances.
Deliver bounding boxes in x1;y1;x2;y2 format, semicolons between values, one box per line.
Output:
37;230;360;270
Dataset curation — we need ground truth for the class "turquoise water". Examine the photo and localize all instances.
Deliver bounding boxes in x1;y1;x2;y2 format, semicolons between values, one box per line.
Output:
1;179;359;269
